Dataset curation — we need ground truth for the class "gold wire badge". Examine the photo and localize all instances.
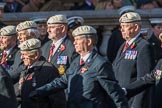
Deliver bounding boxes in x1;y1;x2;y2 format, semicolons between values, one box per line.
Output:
58;65;65;75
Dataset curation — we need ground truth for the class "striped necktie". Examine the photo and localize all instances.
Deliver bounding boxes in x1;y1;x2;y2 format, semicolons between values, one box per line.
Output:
48;44;55;62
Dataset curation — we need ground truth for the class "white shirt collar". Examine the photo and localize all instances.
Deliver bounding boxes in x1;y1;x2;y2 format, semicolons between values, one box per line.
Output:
127;32;140;45
81;51;92;62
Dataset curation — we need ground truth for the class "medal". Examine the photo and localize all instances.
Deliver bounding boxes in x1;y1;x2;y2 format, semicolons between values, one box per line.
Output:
57;56;67;64
32;82;37;87
32;77;37;87
58;65;65;75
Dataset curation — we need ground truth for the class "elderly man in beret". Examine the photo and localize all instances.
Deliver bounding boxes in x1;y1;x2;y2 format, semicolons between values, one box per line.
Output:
42;14;77;75
9;21;39;75
107;5;136;63
29;25;128;108
0;25;18;71
112;12;153;108
123;32;162;108
18;38;66;108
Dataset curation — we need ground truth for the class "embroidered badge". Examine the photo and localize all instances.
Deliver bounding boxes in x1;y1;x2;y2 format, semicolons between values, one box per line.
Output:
81;67;88;73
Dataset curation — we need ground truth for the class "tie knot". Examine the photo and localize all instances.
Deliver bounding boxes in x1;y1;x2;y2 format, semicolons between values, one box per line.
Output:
80;58;84;65
51;44;55;48
3;51;7;55
48;44;55;62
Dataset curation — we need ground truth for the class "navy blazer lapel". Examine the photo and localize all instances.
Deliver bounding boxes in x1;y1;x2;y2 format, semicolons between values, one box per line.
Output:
6;45;18;60
84;50;98;68
114;43;126;64
43;40;53;59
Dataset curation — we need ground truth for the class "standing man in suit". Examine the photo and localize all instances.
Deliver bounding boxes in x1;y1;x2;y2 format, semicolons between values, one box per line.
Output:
148;18;162;65
125;32;162;108
42;14;77;75
112;12;153;108
0;25;18;71
29;25;128;108
107;5;136;63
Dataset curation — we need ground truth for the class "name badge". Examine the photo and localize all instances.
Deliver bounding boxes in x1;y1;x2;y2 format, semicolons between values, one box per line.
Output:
57;56;67;64
124;50;138;60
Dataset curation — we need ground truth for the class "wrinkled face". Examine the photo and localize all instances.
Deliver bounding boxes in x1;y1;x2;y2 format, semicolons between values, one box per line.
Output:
21;51;37;66
73;36;89;55
152;25;162;38
37;23;47;40
120;23;137;41
1;36;13;50
17;30;29;44
47;24;64;40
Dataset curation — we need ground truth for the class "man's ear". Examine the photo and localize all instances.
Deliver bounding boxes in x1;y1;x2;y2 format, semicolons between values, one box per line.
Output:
134;24;140;32
87;38;92;46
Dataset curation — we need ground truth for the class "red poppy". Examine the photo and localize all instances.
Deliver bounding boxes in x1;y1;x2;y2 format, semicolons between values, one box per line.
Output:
27;75;33;80
60;45;66;51
81;67;87;73
130;42;136;49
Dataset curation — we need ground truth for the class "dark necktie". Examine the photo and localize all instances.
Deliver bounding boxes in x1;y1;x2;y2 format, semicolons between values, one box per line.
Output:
1;51;7;64
80;58;84;65
122;42;129;53
48;44;55;62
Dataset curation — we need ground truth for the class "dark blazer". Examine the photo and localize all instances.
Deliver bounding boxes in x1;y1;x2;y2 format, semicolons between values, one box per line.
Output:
0;65;17;108
126;59;162;108
0;45;19;71
41;36;78;75
20;57;66;108
8;50;22;73
148;34;162;65
31;50;128;108
113;35;153;108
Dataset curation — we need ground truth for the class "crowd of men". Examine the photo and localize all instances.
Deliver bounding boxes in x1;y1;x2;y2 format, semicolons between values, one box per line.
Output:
0;5;162;108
